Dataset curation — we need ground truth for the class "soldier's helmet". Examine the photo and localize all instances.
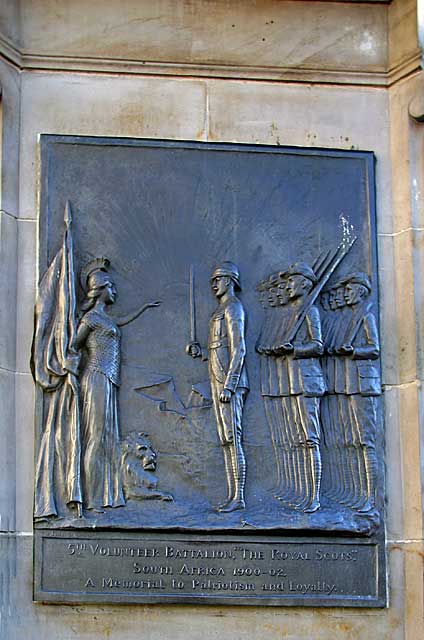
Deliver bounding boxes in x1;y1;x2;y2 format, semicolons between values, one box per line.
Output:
267;272;281;288
211;261;241;291
343;272;372;293
287;262;318;285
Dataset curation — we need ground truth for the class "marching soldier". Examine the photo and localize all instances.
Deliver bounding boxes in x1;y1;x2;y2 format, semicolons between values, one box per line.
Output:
334;272;381;513
272;263;326;512
319;288;339;501
322;280;350;503
256;271;292;501
187;262;249;513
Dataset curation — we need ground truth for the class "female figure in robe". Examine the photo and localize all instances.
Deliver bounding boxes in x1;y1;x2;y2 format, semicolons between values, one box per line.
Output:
76;260;160;511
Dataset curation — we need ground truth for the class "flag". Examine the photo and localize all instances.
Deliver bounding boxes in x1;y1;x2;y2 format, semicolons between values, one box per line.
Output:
32;201;82;518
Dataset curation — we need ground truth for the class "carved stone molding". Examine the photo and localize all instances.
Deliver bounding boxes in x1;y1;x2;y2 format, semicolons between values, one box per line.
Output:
409;93;424;122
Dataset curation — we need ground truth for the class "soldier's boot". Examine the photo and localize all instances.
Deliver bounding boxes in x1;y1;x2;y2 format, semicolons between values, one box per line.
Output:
304;444;322;513
332;444;344;503
274;401;291;500
357;445;377;513
325;445;338;501
351;445;367;509
219;443;246;512
281;446;294;502
286;447;300;507
290;446;308;509
272;402;284;495
272;444;283;496
280;447;295;504
275;447;291;502
216;445;234;510
340;445;356;506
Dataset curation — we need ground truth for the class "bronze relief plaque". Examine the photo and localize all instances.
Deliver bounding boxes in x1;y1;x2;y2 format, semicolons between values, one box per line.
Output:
33;136;386;606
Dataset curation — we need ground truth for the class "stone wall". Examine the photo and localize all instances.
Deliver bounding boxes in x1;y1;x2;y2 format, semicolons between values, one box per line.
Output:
0;1;423;638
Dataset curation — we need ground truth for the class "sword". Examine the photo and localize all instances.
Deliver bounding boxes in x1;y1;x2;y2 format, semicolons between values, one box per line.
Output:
186;264;201;356
189;264;196;344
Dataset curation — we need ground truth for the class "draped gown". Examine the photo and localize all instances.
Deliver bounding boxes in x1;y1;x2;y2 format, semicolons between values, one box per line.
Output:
79;309;125;510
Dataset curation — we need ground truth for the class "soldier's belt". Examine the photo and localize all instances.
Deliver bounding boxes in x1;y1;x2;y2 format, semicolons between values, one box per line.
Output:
208;339;229;349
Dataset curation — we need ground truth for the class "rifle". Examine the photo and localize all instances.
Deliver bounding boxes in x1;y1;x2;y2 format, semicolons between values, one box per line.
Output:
285;235;357;345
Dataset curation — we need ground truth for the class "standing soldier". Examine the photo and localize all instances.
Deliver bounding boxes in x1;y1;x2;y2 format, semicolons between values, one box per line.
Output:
334;272;381;513
256;271;291;501
319;288;338;501
187;262;249;513
273;263;326;513
323;280;350;503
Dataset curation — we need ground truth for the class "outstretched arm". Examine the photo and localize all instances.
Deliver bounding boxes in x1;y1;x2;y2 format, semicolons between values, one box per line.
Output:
117;300;161;327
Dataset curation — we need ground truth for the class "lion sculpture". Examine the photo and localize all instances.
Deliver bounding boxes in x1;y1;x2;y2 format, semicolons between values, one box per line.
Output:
121;431;173;502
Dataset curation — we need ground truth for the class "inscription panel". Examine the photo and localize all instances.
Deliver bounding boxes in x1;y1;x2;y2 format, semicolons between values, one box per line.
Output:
35;531;385;606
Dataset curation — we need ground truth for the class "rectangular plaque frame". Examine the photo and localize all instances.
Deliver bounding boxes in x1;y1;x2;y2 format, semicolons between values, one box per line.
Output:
34;530;386;607
34;135;386;607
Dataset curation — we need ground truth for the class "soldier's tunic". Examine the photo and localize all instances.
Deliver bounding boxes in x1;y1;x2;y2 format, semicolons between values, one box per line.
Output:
258;305;290;493
320;304;348;500
334;303;381;447
208;296;249;446
79;309;125;510
270;303;326;509
278;305;326;446
259;305;290;397
320;304;338;446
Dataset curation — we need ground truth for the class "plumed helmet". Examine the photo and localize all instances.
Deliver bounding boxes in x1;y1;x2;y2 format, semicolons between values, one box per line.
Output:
211;261;241;291
80;257;111;293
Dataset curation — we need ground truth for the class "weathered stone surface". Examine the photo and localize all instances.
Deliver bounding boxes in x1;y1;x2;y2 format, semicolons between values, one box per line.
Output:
388;0;420;71
0;0;21;51
385;72;424;392
380;230;418;386
15;220;36;375
0;210;17;371
387;540;424;638
0;58;21;217
206;80;393;235
14;373;34;534
388;71;424;234
0;369;16;532
16;0;387;73
412;229;424;381
384;382;423;542
19;73;207;220
377;234;399;386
